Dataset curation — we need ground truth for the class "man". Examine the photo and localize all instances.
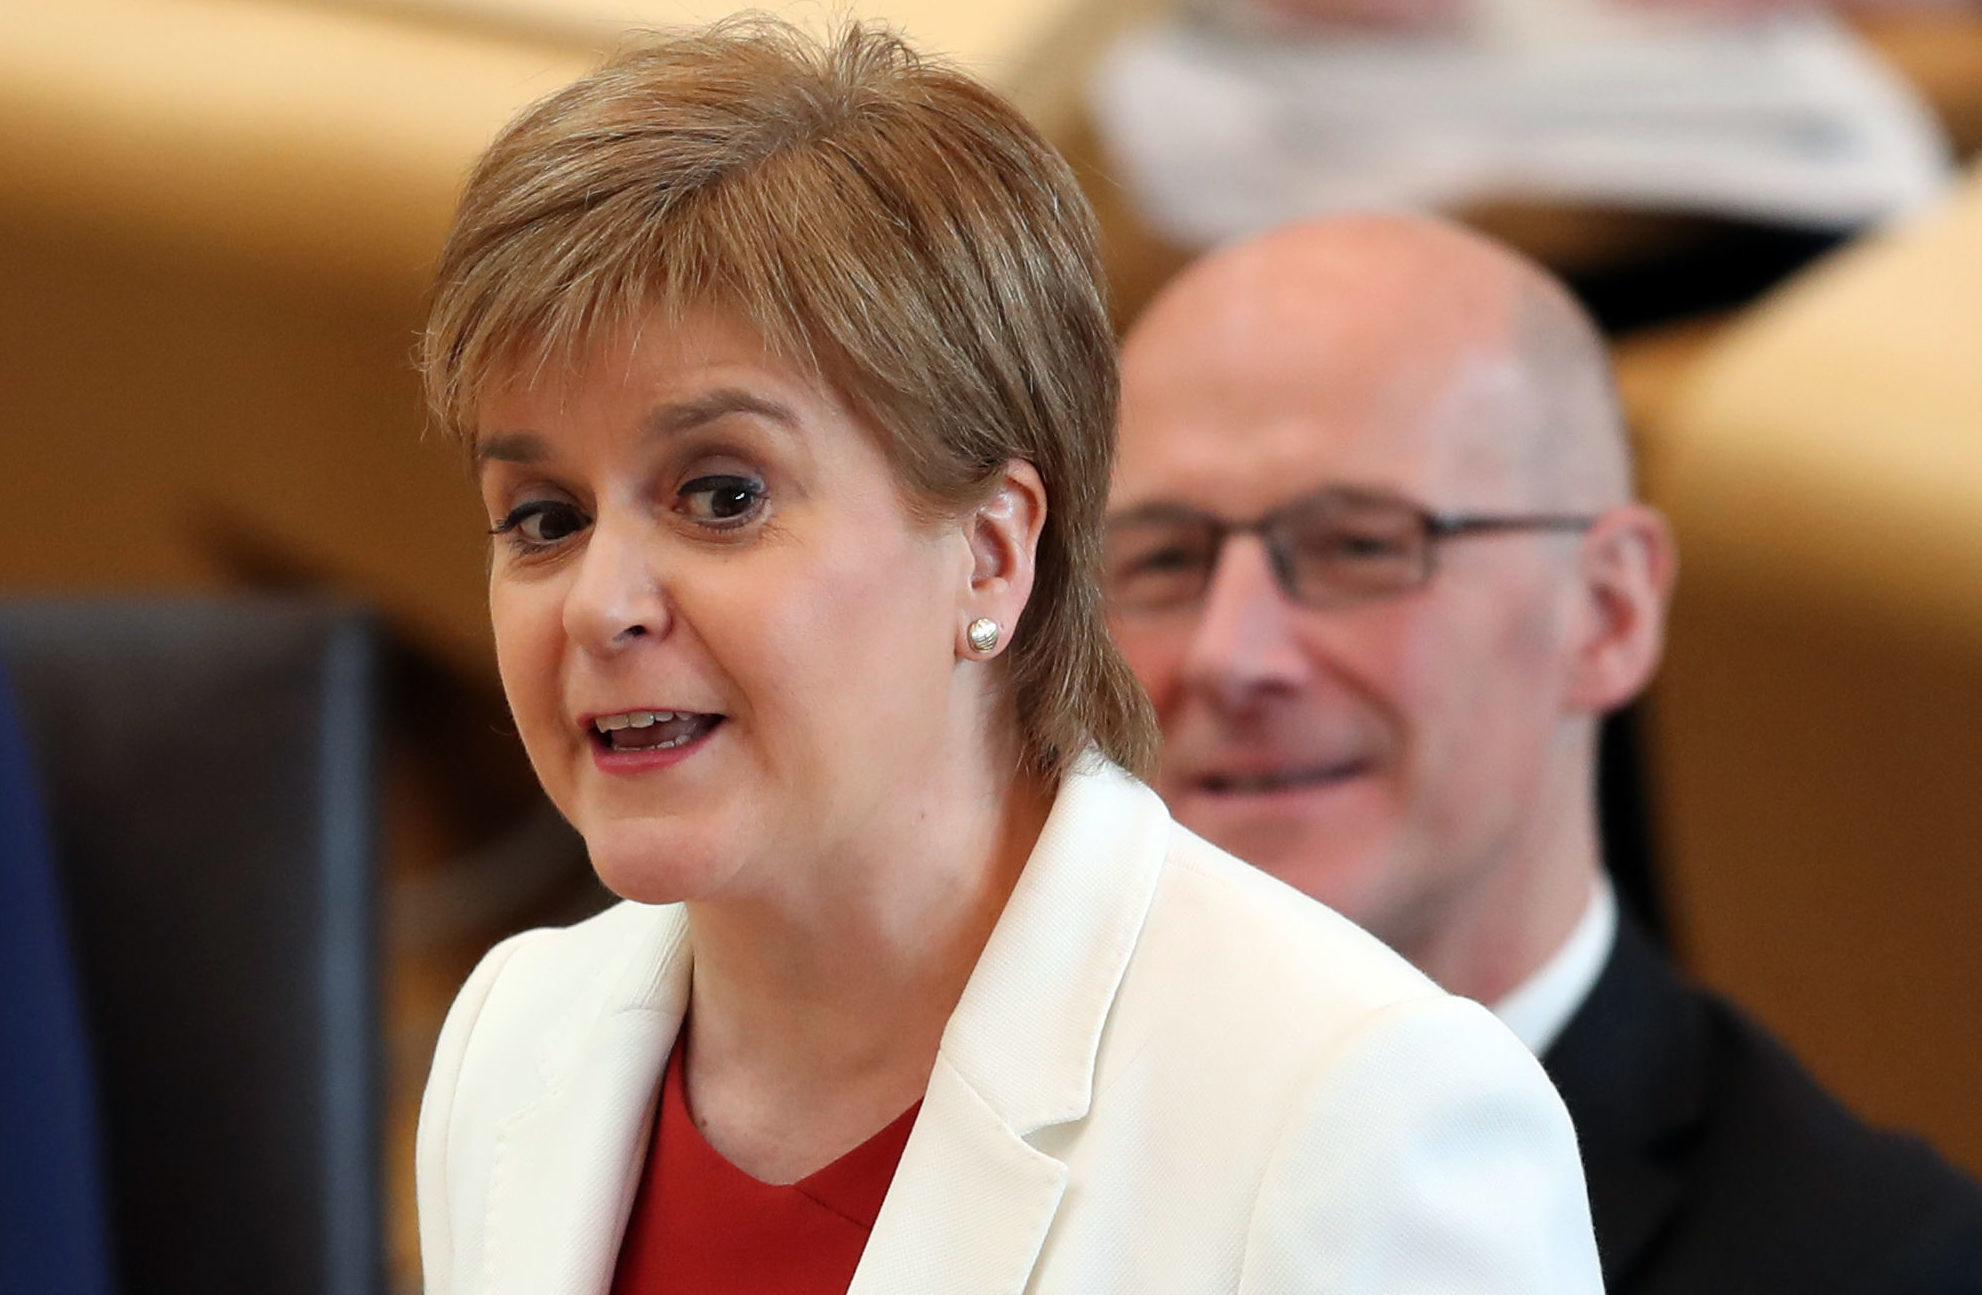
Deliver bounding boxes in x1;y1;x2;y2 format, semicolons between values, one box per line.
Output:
1109;213;1982;1293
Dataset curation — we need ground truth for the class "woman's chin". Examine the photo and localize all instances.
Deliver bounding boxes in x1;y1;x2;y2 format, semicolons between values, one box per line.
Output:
582;823;743;906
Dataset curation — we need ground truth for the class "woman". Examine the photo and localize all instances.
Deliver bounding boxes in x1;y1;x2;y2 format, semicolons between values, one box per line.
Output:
416;19;1601;1294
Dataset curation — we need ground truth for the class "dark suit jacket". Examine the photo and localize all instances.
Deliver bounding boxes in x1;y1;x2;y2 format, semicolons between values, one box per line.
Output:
1543;917;1982;1294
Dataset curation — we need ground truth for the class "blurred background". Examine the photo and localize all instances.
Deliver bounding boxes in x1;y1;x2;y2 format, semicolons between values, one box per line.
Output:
2;1;1978;1291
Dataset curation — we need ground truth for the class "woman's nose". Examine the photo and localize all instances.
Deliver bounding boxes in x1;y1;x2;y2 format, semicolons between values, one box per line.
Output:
562;516;669;654
1179;536;1313;708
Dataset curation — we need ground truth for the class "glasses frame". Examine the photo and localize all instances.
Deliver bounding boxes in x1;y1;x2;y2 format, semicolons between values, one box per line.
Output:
1104;485;1599;612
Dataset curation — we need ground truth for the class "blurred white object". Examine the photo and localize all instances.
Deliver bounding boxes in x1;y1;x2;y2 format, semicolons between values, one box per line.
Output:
1090;2;1953;245
302;0;1175;142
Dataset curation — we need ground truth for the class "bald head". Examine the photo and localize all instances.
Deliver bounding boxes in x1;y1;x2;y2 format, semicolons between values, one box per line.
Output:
1110;213;1676;1000
1118;214;1630;514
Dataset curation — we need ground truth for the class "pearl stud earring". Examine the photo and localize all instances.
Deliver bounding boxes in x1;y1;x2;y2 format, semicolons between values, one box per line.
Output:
966;618;1001;654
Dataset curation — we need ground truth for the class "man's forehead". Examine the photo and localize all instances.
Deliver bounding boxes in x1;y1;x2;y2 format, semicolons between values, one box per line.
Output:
1115;332;1530;515
1116;238;1536;507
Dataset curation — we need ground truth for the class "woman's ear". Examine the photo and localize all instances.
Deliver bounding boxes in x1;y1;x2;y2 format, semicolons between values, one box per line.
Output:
958;460;1047;659
1567;502;1678;713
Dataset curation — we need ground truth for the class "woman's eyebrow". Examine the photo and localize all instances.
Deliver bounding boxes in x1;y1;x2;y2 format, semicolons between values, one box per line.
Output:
473;389;799;470
645;388;798;439
476;431;545;467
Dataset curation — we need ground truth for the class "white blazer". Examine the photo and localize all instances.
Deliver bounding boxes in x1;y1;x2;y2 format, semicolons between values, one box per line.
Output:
418;761;1603;1294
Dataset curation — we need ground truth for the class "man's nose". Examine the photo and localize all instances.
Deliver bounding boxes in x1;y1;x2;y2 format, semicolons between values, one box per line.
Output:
562;514;670;655
1179;535;1312;708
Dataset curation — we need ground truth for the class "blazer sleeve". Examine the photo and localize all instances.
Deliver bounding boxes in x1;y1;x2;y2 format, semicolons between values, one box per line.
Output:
1239;994;1604;1294
415;930;537;1295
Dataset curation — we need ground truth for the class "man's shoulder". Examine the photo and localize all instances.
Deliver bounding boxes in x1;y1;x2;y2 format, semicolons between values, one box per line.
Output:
1685;991;1982;1287
1552;921;1982;1294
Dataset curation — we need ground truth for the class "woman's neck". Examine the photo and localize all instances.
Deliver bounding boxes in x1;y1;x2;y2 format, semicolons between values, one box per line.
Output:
677;752;1054;1184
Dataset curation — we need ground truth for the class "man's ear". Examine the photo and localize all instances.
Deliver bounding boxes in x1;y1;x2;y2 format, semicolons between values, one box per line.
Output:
1567;502;1677;713
958;460;1047;659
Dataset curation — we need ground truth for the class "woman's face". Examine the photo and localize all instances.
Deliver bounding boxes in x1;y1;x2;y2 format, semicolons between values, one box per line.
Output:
476;308;978;906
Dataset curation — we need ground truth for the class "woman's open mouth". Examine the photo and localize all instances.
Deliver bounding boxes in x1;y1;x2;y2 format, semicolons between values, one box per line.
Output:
589;709;724;753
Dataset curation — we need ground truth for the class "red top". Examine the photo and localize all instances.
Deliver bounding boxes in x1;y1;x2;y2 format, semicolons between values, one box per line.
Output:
610;1042;920;1295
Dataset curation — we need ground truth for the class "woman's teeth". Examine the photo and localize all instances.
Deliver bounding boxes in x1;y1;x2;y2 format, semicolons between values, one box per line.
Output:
594;710;680;732
592;711;718;751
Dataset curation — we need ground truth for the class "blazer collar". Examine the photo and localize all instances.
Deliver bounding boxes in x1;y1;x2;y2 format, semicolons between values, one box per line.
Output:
1542;914;1711;1287
482;759;1173;1295
484;907;692;1295
854;760;1174;1294
935;759;1172;1132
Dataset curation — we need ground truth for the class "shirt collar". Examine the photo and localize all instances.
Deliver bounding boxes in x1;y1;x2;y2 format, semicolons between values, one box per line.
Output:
1492;874;1617;1056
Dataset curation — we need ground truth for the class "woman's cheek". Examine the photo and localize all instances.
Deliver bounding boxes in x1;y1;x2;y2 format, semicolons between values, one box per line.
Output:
492;584;567;739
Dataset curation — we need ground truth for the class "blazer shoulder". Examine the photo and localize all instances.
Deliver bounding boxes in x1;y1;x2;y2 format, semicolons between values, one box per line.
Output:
1152;821;1448;1021
1240;994;1603;1293
1102;821;1562;1153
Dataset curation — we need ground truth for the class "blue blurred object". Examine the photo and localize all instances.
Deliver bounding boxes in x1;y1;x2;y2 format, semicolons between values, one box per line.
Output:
0;658;115;1295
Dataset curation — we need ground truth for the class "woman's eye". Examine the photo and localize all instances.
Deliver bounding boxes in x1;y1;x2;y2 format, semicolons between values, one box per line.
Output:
678;474;765;526
490;500;589;548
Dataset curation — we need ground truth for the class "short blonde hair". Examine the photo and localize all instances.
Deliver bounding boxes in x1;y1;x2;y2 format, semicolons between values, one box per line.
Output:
422;17;1156;781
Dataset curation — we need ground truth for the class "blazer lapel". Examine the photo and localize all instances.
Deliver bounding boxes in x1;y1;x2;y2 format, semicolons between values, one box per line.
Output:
476;763;1171;1295
484;909;692;1295
850;1055;1070;1294
853;761;1173;1295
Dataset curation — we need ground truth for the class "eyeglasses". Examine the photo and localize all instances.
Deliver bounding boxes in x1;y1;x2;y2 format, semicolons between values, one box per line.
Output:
1103;486;1597;613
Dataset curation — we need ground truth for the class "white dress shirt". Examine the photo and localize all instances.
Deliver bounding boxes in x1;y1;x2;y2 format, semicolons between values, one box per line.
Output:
1493;875;1619;1056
